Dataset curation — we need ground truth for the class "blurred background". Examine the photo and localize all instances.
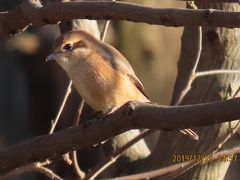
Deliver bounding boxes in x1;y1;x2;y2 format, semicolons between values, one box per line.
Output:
0;0;238;179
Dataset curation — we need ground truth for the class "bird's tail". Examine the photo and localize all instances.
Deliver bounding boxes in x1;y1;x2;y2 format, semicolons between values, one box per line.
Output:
112;129;151;161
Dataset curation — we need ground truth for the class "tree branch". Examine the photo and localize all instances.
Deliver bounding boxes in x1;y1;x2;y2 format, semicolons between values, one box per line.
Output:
1;0;240;36
195;70;240;78
0;161;63;180
49;81;72;134
0;98;240;174
113;145;240;180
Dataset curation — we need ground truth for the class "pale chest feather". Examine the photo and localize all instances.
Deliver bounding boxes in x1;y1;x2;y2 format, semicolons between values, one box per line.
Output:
68;57;148;112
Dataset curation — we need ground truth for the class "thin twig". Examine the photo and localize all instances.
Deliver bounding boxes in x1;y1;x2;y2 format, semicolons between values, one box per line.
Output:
174;0;201;106
71;99;85;179
176;24;202;140
195;70;240;78
32;165;64;180
0;161;63;180
49;81;72;134
73;99;85;127
71;150;85;179
85;129;154;180
174;1;203;140
46;81;73;172
100;20;110;41
100;0;115;40
174;26;202;106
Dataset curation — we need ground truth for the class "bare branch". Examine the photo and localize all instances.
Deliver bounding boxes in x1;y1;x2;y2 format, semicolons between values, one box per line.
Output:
49;81;72;134
0;98;240;174
174;14;202;139
71;150;85;179
1;1;240;36
0;161;63;180
71;99;85;179
195;70;240;78
171;0;238;1
113;145;240;180
173;26;202;106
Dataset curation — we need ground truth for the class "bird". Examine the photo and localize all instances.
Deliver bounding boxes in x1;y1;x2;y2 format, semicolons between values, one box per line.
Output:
46;30;198;159
47;31;149;113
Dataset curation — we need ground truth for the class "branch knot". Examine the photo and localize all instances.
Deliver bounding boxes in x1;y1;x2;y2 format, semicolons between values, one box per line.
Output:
124;101;136;117
205;9;214;19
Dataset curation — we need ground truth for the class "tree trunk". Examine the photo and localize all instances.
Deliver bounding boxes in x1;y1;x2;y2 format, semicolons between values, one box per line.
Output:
144;2;240;180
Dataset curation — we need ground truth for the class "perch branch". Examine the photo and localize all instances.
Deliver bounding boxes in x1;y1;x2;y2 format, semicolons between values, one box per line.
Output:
0;98;240;174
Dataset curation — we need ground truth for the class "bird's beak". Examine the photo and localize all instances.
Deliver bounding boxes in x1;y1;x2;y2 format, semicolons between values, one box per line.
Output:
46;52;58;62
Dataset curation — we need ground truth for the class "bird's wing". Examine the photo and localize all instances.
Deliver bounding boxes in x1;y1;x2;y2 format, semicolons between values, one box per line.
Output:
127;73;149;99
101;43;149;99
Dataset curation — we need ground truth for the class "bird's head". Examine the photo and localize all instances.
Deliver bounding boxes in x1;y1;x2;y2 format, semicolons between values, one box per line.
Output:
46;30;100;68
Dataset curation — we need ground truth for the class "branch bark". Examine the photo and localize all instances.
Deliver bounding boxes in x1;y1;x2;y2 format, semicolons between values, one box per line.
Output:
0;99;240;174
1;0;240;36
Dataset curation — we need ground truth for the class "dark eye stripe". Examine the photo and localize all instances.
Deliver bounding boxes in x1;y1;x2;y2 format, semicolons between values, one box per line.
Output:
74;40;87;48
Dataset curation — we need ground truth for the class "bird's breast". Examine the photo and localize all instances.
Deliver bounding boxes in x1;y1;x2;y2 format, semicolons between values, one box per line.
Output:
69;58;148;113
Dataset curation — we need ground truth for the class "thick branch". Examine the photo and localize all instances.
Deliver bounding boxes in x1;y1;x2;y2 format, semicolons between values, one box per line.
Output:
1;0;240;36
0;98;240;174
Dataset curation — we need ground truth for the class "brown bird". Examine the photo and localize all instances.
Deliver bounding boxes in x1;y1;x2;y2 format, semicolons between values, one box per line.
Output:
47;31;149;113
46;31;198;157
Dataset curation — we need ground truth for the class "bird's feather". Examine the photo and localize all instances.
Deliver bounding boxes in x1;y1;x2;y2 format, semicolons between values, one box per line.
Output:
100;42;149;99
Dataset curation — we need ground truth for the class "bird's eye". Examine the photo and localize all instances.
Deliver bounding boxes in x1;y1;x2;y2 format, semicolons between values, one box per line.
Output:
62;43;73;51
